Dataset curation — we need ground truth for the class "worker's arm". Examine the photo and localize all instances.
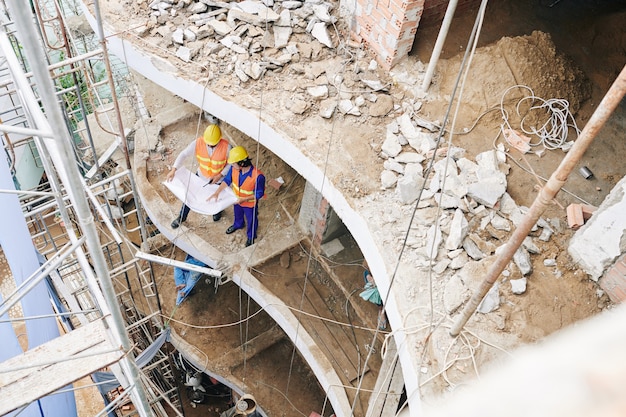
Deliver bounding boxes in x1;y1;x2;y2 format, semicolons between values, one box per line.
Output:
208;163;231;184
207;181;228;201
167;140;196;181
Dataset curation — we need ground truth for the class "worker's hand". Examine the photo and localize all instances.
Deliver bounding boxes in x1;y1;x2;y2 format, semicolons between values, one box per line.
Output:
207;192;219;202
166;168;176;182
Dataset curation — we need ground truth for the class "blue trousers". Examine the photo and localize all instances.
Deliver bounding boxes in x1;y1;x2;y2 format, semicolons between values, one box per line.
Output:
232;204;259;241
173;254;207;305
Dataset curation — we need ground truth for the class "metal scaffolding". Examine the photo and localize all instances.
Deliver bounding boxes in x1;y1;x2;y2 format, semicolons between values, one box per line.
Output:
0;0;182;415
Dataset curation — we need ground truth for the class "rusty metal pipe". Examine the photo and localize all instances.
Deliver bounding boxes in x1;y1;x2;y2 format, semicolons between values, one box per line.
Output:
450;64;626;337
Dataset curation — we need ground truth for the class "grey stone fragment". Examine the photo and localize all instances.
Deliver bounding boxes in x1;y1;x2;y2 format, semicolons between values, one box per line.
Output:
172;28;185;44
513;247;533;276
477;282;500;314
338;99;359;116
243;61;263;79
510;277;527;295
544;258;556;267
499;192;518;215
306;85;328;99
435;193;461;209
422;224;443;260
445;209;468;250
463;237;485;260
175;46;192;61
522;236;540;254
467;176;507;208
318;99;336;118
234;63;249;82
403;163;423;181
274;26;292;48
538;228;553;242
321;238;344;256
383;159;404;174
276;9;291;26
433;258;450;274
188;2;208;13
381;132;402;158
183;28;197;41
282;1;303;9
443;274;469;314
312;4;332;22
286;98;308;114
490;214;510;231
311;22;332;47
394;152;425;164
449;252;469;270
407;131;436;154
207;19;232;35
396;175;426;204
381;170;398;189
397;114;419;140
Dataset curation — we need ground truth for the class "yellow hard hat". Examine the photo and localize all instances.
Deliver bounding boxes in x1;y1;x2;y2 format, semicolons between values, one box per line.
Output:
228;146;249;164
203;124;221;146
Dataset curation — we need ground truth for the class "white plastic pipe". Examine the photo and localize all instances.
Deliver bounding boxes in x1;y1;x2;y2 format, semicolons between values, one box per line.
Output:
421;0;459;92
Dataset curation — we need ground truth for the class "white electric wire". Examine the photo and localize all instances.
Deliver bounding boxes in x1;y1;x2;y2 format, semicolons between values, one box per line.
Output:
500;84;581;151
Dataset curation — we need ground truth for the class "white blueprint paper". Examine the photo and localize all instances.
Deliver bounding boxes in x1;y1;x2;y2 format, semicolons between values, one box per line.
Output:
162;167;238;215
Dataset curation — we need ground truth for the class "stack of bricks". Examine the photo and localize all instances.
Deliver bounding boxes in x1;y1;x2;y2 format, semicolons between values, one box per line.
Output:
352;0;481;69
566;203;597;230
354;0;424;69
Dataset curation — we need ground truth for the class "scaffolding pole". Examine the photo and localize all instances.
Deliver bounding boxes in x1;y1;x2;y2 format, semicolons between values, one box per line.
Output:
4;2;155;416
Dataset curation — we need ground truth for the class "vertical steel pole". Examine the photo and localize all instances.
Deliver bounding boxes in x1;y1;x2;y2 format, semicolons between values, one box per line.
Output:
450;64;626;337
421;0;459;92
5;2;154;416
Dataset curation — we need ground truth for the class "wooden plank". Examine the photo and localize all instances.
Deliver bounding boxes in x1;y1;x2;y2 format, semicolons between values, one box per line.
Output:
366;339;403;417
0;319;124;415
306;282;369;378
216;325;284;370
295;282;367;382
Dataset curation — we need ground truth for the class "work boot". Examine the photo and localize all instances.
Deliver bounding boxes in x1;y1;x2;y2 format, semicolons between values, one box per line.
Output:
213;211;222;222
245;239;253;247
171;218;184;229
225;225;241;234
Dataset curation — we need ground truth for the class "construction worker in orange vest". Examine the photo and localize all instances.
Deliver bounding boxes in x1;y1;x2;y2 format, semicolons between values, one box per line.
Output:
208;146;265;247
167;124;231;228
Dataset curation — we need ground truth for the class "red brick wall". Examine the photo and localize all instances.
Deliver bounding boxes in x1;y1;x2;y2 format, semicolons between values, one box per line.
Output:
599;253;626;303
312;197;329;247
353;0;480;69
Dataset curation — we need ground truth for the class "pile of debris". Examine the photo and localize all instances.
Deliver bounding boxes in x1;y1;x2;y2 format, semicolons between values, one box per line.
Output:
136;0;343;78
378;112;563;313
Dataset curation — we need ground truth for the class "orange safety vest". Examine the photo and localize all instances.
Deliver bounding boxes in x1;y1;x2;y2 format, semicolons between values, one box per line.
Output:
195;138;228;178
232;167;265;208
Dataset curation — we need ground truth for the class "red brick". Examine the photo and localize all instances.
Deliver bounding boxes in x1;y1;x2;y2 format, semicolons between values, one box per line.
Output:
566;204;584;229
613;260;626;276
600;258;626;303
580;204;597;220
